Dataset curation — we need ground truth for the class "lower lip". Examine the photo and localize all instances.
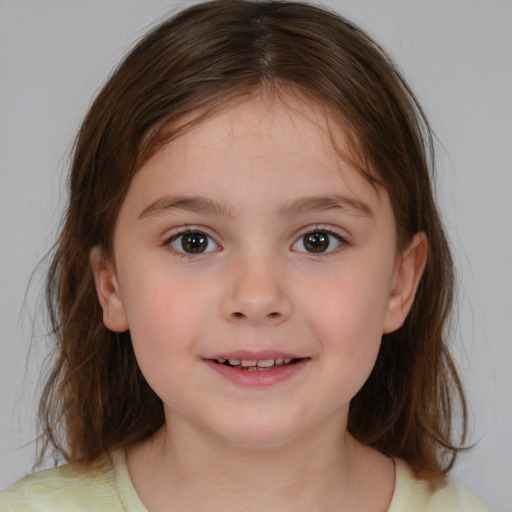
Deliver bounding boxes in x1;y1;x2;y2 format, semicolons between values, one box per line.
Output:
204;359;309;387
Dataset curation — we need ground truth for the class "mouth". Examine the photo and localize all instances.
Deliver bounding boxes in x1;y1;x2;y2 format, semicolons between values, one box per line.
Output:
205;353;309;387
212;357;303;371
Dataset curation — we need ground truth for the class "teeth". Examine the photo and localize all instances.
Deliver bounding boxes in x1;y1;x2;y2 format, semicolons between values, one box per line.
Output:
217;357;297;368
257;359;275;368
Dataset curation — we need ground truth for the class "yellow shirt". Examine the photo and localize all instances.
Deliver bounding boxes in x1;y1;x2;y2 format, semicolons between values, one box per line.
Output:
0;450;491;511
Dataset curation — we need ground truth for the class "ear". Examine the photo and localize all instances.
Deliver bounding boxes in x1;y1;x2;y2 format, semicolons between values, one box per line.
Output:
382;232;427;334
89;245;129;332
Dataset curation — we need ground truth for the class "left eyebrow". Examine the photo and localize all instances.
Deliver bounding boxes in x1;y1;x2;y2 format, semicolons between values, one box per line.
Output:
279;195;374;218
138;195;234;219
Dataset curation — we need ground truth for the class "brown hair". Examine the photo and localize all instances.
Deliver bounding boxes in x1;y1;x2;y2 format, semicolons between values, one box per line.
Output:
38;0;466;477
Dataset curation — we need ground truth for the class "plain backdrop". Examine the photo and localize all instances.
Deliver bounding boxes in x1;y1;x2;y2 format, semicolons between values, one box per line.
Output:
0;1;511;510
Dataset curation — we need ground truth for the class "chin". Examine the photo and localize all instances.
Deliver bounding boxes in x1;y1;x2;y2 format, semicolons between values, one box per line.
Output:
210;416;308;450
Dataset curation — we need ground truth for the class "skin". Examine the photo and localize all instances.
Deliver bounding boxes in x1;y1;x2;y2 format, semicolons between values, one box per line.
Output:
91;92;427;512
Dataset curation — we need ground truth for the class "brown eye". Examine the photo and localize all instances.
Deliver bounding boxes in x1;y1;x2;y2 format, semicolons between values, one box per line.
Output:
182;233;208;253
303;232;330;252
169;231;219;254
293;230;344;254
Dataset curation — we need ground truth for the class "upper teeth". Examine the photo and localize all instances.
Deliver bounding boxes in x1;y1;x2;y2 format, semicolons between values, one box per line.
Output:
217;358;293;367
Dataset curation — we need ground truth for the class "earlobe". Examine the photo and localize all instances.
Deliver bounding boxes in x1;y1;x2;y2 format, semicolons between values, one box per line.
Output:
383;232;428;334
89;245;129;332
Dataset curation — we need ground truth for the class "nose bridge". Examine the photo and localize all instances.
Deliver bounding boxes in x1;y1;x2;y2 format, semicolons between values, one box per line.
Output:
222;247;292;325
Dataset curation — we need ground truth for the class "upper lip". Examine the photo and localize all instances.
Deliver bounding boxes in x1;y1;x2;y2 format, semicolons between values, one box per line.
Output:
206;350;305;361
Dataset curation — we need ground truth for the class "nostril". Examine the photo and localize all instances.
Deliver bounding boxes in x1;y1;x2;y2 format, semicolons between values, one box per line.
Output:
230;311;280;320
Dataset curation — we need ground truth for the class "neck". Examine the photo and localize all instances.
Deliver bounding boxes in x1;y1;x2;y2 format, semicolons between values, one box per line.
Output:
126;415;395;512
167;415;352;497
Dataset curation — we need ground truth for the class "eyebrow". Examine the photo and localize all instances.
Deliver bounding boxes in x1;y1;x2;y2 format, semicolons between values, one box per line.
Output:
279;195;374;218
138;193;374;220
139;195;234;219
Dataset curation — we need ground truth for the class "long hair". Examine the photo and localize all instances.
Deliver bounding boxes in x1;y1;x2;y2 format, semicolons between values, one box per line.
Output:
39;0;466;477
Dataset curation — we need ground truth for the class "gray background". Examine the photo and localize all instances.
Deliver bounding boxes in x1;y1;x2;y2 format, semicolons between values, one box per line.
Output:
1;1;510;510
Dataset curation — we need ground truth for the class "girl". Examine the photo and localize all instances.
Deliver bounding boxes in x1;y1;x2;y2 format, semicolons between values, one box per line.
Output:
0;0;491;510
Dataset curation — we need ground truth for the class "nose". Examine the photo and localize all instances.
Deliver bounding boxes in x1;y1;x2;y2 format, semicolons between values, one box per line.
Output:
220;253;293;326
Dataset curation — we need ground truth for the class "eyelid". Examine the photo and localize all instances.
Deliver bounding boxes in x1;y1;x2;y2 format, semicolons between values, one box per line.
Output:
162;226;221;255
162;225;217;242
291;225;348;254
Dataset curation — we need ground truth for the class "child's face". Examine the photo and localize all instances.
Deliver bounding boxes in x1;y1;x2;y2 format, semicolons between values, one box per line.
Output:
92;93;423;448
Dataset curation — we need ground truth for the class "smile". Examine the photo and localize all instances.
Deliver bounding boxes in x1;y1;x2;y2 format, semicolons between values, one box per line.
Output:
214;357;297;371
205;354;309;387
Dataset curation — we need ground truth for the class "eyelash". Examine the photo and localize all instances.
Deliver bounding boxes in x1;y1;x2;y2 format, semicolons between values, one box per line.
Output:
163;227;220;256
291;226;347;255
162;225;348;257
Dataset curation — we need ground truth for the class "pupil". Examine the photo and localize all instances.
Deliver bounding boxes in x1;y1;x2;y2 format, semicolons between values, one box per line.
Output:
304;232;329;253
182;233;207;253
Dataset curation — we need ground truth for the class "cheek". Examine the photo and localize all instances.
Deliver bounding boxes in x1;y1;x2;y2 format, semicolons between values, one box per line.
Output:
310;293;383;404
300;267;392;380
304;266;392;338
120;274;209;377
122;287;205;409
122;260;209;331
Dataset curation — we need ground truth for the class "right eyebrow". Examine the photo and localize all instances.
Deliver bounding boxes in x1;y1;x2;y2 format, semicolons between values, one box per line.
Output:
138;195;234;219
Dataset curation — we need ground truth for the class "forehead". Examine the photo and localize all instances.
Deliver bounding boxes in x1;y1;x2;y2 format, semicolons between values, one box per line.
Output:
123;93;389;219
176;93;337;152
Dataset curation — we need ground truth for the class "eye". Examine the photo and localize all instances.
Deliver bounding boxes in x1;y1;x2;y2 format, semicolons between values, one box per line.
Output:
167;230;220;254
292;229;344;254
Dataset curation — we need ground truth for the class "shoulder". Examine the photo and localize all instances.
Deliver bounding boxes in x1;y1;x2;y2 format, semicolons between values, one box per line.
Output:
0;452;125;511
389;459;492;512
